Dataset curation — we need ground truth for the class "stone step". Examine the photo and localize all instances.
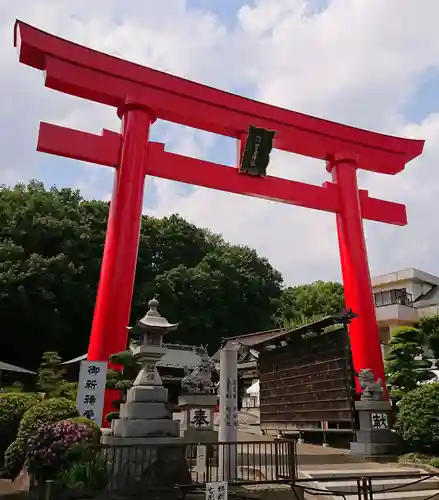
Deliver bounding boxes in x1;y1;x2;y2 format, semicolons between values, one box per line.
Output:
326;476;439;494
304;468;421;479
344;490;439;500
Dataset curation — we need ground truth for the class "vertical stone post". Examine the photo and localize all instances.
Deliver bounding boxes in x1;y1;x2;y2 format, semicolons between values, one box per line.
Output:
218;344;238;481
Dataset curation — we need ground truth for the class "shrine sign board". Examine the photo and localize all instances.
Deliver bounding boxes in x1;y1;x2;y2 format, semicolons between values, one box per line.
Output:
76;360;107;424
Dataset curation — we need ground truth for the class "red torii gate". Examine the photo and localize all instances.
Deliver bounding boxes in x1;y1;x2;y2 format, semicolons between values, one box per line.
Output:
15;21;424;420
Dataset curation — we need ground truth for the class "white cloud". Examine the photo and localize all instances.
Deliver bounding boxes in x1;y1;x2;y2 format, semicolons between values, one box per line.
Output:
2;0;439;285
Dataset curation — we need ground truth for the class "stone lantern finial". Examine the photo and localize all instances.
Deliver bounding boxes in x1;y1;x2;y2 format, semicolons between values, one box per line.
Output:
137;298;178;332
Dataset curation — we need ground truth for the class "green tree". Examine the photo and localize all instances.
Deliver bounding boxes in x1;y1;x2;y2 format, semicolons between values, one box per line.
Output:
105;350;138;422
153;245;282;347
0;181;283;368
37;352;77;400
418;314;439;360
394;383;439;454
385;326;435;401
276;280;345;329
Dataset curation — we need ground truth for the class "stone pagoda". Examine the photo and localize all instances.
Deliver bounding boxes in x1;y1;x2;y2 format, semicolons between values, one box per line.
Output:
102;299;191;492
103;298;180;443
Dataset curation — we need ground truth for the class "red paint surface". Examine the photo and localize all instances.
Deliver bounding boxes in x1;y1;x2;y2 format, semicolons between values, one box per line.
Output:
37;125;408;227
87;102;153;423
15;20;425;418
330;157;388;395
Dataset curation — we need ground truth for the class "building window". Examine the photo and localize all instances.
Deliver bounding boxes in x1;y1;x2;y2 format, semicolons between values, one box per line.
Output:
374;289;413;308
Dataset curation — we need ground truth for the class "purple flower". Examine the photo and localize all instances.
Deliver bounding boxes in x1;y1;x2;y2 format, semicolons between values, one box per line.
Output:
27;420;95;481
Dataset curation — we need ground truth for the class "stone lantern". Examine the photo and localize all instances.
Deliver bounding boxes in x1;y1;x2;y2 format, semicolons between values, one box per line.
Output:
130;298;178;389
104;298;180;442
102;300;191;489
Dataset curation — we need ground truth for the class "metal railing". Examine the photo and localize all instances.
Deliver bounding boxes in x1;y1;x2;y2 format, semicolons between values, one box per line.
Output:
294;472;439;499
104;439;295;486
374;288;414;308
39;439;296;499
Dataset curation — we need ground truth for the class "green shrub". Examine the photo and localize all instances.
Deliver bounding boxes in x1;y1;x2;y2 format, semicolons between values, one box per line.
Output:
55;444;109;497
0;392;41;462
394;383;439;454
4;397;78;479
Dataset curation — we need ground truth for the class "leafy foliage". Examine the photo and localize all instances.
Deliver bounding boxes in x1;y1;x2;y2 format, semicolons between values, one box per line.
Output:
0;181;283;368
37;351;76;399
0;392;41;461
4;397;78;479
276;281;345;329
385;326;435;401
105;350;138;421
395;383;439;454
54;444;109;498
419;314;439;360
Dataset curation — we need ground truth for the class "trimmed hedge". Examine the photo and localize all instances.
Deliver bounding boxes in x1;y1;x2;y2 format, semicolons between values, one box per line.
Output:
4;397;78;479
395;382;439;454
0;392;41;463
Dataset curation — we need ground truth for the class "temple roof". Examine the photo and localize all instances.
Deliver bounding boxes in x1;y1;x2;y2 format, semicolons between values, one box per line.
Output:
213;328;282;357
214;311;356;355
414;285;439;308
0;361;36;374
61;343;207;369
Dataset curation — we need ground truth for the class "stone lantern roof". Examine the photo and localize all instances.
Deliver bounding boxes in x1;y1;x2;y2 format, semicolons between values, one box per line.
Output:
134;298;179;333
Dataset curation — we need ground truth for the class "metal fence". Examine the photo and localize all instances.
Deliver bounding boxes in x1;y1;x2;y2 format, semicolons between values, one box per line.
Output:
294;472;439;499
102;440;297;489
67;439;297;498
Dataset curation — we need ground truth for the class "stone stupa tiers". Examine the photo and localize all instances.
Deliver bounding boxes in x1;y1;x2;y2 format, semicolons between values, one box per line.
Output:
104;298;181;443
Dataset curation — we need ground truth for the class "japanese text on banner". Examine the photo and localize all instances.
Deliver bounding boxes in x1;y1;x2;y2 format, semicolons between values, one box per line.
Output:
76;360;107;424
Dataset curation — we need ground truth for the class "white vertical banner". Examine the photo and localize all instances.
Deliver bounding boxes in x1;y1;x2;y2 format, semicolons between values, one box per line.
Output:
76;360;107;425
206;481;228;500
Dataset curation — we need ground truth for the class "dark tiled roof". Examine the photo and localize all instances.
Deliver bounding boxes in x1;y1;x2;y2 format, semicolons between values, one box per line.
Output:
61;343;207;369
414;285;439;307
212;329;283;360
0;361;36;374
216;311;354;353
158;344;205;369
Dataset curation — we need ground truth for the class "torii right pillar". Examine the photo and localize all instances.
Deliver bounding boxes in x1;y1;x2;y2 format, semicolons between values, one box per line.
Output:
328;154;387;396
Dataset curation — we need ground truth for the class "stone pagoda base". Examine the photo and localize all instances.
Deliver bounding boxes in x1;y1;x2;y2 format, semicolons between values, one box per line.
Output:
102;385;189;489
350;400;399;456
178;393;218;442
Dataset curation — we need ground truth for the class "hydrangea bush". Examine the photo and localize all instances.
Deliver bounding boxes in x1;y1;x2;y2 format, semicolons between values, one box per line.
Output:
27;420;95;483
4;397;78;479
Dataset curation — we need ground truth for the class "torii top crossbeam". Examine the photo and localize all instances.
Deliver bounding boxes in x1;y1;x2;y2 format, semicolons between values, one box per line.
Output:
15;21;422;174
14;20;424;421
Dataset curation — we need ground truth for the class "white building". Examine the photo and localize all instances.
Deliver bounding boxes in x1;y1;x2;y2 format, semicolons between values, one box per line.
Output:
372;268;439;357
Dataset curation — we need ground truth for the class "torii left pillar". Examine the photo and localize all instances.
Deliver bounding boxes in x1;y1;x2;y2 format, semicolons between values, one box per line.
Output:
87;98;155;424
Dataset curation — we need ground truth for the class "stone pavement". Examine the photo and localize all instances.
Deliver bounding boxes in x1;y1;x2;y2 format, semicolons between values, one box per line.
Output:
237;424;439;499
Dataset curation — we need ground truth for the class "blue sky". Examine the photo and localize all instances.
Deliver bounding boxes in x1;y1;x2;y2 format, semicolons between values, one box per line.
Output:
3;0;439;285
